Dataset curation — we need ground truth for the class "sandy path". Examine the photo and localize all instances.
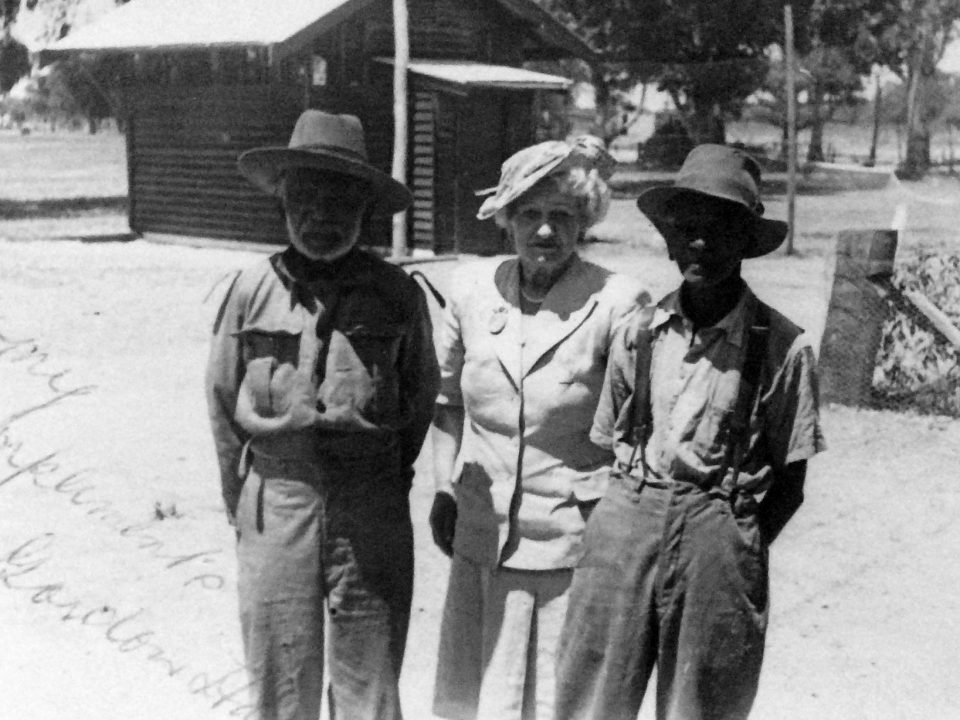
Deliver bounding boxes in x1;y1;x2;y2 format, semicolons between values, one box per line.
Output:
1;236;958;720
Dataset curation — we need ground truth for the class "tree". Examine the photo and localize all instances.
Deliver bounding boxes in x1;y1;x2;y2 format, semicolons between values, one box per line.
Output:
2;0;40;28
871;0;960;177
796;2;891;162
12;0;134;130
752;2;899;163
0;26;29;92
47;54;125;131
1;1;37;94
550;0;790;144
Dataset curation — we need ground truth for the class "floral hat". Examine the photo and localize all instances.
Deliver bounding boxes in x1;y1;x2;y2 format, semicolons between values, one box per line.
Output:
476;135;616;220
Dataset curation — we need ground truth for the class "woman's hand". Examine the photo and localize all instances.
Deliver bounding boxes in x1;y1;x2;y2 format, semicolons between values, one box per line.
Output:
429;490;458;557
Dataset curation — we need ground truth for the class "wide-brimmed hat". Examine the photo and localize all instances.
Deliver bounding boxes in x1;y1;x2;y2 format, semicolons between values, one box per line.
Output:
476;135;616;220
237;110;412;215
636;144;787;258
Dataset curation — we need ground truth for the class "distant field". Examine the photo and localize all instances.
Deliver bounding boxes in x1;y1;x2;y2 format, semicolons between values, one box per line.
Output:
612;117;957;168
0;129;127;201
1;123;957;257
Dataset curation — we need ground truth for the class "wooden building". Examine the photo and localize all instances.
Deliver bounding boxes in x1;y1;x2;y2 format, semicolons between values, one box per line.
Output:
42;0;592;254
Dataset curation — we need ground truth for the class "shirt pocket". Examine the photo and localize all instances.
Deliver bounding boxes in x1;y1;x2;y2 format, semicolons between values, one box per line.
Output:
691;401;732;462
341;323;405;375
234;323;306;417
235;315;303;368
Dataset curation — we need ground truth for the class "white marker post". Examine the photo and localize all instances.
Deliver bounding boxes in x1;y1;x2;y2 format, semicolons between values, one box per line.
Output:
784;3;797;256
391;0;410;259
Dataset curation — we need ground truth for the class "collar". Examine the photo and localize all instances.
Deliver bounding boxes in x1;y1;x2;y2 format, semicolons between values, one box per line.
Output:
496;253;588;309
653;284;756;348
275;246;367;284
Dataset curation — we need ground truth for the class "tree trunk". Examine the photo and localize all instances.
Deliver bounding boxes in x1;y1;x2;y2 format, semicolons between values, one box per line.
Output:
867;74;881;167
901;65;931;178
806;83;825;163
903;129;930;178
687;102;725;145
900;26;934;179
591;69;619;148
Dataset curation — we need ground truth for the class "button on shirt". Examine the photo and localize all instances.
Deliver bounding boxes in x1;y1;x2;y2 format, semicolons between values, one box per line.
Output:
591;286;825;497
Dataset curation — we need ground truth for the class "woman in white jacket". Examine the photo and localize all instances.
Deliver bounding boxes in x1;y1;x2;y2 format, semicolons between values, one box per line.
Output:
428;136;650;720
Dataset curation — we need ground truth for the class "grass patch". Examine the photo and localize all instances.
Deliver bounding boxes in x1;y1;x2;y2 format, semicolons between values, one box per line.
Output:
0;130;127;201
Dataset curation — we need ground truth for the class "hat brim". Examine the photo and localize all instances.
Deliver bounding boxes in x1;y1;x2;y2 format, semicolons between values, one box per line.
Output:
475;153;567;220
237;147;412;216
637;186;787;258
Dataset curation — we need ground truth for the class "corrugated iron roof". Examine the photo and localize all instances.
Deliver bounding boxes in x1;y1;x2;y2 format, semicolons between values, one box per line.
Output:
377;59;572;90
45;0;356;53
41;0;595;62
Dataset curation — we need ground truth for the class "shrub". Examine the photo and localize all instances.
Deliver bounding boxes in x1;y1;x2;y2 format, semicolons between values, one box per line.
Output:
637;117;694;170
873;249;960;416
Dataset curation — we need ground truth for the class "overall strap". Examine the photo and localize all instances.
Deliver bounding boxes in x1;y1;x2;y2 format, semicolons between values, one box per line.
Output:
721;300;771;488
625;306;657;477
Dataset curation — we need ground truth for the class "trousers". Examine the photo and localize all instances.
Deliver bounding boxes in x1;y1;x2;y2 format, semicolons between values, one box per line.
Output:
235;451;413;720
433;554;572;720
555;471;768;720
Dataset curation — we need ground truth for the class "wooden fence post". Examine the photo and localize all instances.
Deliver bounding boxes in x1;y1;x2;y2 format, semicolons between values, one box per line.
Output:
819;229;899;406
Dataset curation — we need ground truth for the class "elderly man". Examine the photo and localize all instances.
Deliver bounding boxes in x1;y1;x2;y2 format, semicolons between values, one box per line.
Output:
206;110;439;720
555;144;826;720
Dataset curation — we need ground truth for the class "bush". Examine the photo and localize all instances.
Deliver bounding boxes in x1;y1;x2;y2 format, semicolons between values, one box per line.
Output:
636;117;694;170
873;250;960;416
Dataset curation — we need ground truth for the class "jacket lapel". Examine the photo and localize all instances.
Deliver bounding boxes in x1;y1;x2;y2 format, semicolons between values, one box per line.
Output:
489;259;523;390
520;255;601;377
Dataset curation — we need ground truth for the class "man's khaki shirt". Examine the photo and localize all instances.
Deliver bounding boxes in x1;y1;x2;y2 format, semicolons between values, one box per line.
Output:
591;285;825;497
206;248;439;520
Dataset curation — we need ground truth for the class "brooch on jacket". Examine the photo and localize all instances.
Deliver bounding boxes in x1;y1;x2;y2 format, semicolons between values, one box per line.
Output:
489;305;508;334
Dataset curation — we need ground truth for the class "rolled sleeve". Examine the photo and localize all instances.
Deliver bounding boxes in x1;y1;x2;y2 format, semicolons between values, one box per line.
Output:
764;335;827;469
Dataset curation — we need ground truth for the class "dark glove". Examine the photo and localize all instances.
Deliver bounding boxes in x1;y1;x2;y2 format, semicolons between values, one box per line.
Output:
429;491;458;557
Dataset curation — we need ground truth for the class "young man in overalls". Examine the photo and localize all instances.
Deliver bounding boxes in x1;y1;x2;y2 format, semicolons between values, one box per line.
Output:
555;144;826;720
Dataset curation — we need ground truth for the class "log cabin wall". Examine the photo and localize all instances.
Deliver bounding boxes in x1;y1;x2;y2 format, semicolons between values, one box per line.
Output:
120;0;552;252
128;84;301;244
364;0;525;63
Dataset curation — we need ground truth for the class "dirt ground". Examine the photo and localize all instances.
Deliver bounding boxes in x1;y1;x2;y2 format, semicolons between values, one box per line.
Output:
2;188;960;720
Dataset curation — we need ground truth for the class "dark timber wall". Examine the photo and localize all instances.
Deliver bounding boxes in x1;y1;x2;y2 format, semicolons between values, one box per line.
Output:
129;85;302;244
119;0;560;252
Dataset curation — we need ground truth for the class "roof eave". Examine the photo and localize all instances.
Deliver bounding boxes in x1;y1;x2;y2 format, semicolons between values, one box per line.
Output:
494;0;597;62
271;0;377;61
38;0;377;65
40;40;273;64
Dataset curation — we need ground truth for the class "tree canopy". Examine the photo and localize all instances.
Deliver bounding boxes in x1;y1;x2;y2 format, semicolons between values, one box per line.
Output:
876;0;960;176
0;28;29;92
549;0;790;143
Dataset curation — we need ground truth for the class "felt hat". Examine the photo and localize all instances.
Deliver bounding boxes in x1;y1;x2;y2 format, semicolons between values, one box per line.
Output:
636;143;787;258
476;135;616;220
238;110;412;215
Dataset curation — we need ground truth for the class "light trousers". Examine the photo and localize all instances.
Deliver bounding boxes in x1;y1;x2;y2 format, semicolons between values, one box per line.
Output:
236;453;413;720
